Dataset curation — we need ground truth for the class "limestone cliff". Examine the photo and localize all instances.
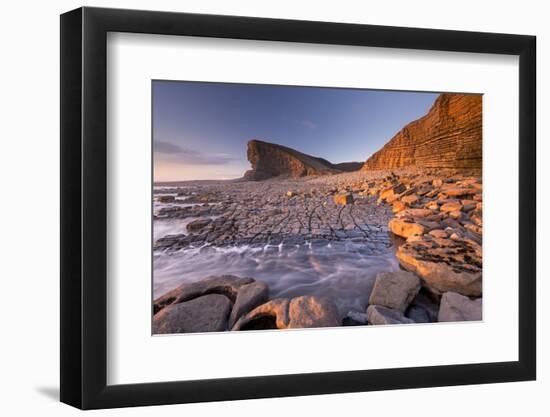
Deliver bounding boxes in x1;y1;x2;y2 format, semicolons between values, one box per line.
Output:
244;140;359;180
363;94;482;170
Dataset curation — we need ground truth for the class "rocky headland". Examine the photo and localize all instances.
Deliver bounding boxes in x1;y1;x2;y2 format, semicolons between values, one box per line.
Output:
153;93;483;333
244;139;362;181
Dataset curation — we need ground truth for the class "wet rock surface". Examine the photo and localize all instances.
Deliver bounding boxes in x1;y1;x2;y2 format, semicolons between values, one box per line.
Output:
154;176;394;251
153;166;483;333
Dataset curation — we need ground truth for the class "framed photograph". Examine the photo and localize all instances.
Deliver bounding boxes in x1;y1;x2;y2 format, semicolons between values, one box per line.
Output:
60;6;536;409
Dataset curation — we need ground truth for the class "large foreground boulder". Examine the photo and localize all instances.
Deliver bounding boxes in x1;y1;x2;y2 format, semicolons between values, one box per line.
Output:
438;292;482;322
232;296;340;330
153;294;232;334
288;296;340;328
154;275;254;314
228;281;269;328
153;275;269;333
369;271;421;312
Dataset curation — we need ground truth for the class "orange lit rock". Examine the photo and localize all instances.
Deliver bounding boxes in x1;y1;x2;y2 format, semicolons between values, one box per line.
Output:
363;94;482;170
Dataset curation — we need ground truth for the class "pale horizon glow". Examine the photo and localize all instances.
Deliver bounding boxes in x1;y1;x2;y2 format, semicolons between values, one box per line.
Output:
153;81;438;182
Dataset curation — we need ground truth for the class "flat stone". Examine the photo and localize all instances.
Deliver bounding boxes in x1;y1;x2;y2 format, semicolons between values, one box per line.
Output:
369;271;421;312
438;292;482;322
152;294;232;334
367;305;415;325
441;187;476;197
397;245;482;297
429;229;448;238
186;218;212;232
440;202;462;212
389;218;425;238
396;208;434;218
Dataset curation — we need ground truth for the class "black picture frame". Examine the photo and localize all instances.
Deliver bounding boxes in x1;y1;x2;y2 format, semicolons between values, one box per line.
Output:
60;6;536;410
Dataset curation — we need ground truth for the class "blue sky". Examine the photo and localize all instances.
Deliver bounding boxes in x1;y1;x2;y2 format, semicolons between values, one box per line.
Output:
153;81;438;181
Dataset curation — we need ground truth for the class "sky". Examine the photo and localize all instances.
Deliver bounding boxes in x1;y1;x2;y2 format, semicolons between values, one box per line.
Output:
153;81;438;182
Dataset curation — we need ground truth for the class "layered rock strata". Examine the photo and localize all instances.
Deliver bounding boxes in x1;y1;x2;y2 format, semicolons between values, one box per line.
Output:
363;94;482;170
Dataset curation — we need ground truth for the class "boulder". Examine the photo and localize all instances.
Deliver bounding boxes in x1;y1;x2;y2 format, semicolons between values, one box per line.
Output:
228;281;269;328
334;193;354;205
153;294;232;334
392;200;406;213
397;243;482;297
438;292;482;322
379;183;406;202
369;271;421;312
401;194;419;205
232;296;340;330
153;275;254;314
389;218;425;238
232;298;290;330
288;296;340;328
367;305;415;325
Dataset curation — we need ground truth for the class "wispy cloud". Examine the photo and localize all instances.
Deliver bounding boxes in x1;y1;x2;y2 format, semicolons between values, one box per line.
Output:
301;120;317;129
154;140;236;165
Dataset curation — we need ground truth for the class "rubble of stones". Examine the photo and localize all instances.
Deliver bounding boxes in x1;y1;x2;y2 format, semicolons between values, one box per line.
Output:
153;168;483;333
152;275;341;333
